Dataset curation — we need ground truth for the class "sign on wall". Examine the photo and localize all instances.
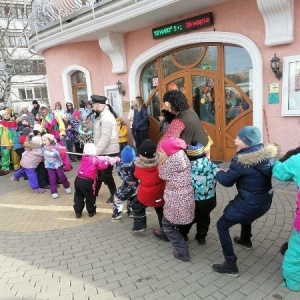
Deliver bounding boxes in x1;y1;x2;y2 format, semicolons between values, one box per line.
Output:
152;12;214;39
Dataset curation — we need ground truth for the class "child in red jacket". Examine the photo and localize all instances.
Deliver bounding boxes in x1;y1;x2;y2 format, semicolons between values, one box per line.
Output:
131;139;165;233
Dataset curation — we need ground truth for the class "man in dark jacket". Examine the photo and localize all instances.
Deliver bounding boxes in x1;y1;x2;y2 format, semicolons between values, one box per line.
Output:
212;126;278;277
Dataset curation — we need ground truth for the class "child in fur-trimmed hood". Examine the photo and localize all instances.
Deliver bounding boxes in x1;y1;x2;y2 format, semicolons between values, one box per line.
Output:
212;126;279;277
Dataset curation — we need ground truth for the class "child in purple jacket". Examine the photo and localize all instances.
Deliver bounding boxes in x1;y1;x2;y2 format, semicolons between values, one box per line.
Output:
73;143;120;218
11;134;45;194
41;133;71;199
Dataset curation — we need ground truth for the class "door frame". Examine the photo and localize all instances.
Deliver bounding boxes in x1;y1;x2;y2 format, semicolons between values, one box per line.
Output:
128;31;263;142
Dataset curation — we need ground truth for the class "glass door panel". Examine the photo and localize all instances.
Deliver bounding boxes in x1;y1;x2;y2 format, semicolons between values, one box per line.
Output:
225;86;250;125
166;77;185;94
75;86;88;109
192;76;216;125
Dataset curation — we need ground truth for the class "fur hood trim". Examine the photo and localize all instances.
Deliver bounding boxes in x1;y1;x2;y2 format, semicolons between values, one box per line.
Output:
135;153;161;169
24;140;41;149
237;143;279;167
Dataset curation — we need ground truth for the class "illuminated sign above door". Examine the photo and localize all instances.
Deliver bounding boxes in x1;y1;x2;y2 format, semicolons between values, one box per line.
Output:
152;12;214;39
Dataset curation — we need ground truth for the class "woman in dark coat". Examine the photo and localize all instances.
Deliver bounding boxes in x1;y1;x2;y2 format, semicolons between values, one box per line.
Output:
212;126;278;277
132;96;149;149
31;100;40;117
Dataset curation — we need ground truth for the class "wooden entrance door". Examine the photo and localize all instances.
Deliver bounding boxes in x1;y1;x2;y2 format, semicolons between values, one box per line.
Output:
142;44;253;161
70;71;87;109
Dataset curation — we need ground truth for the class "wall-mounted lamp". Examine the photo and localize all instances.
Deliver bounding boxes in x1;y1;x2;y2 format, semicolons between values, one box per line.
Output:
116;80;126;96
271;54;282;79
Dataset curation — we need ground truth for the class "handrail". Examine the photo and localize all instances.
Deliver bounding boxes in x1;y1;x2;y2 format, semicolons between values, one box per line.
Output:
29;0;117;33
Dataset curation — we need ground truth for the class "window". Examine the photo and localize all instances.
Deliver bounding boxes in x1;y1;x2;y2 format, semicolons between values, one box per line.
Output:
71;71;86;84
6;32;28;48
282;55;300;116
0;6;10;18
19;86;48;100
34;86;48;99
12;59;46;75
0;4;30;19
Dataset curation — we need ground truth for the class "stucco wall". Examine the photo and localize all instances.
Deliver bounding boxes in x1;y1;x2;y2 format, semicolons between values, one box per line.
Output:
42;0;300;154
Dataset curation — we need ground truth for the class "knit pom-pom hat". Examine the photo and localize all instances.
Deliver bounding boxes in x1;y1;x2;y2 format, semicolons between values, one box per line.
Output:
33;123;42;133
21;114;28;120
42;133;55;142
160;137;186;156
31;135;42;146
73;110;81;119
186;140;206;161
237;126;261;147
83;143;96;155
21;127;31;137
121;145;136;163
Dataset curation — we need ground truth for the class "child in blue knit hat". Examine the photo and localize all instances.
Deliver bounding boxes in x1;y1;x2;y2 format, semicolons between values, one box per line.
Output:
179;140;219;244
111;145;138;221
212;125;278;277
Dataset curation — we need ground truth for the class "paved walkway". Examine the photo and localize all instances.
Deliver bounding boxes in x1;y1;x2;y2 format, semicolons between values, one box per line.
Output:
0;162;298;299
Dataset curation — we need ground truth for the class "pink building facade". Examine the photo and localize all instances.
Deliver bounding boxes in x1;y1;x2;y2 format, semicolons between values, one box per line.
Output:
29;0;299;160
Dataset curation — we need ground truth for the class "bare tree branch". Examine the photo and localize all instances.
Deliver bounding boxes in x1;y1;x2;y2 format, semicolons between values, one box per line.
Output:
0;1;46;105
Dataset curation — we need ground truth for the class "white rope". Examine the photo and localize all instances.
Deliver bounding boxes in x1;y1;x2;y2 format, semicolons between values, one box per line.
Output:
66;151;89;156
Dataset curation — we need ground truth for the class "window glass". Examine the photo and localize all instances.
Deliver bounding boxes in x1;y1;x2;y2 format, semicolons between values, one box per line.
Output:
71;71;86;84
27;89;33;99
34;87;41;98
225;86;250;125
224;46;253;99
19;89;26;99
141;61;158;101
196;46;218;71
173;47;204;66
192;76;216;124
162;55;180;78
41;87;48;99
147;91;160;119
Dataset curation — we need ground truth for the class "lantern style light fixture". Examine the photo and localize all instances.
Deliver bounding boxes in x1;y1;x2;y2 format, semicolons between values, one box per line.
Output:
271;54;282;79
116;80;126;96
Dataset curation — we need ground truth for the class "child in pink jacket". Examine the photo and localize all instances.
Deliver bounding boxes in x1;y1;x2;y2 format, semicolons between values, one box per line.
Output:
74;143;120;218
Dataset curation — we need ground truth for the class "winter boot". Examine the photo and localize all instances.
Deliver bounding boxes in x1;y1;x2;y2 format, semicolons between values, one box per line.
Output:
212;258;239;277
233;236;252;250
280;241;288;255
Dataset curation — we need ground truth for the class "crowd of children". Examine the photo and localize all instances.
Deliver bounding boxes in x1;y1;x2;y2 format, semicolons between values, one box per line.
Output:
0;100;97;198
1;100;299;291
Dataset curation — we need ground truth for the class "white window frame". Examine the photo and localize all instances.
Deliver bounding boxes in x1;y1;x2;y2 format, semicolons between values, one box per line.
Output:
282;55;300;116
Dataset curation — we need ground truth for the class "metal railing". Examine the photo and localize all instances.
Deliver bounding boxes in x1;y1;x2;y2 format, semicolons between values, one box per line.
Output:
28;0;119;33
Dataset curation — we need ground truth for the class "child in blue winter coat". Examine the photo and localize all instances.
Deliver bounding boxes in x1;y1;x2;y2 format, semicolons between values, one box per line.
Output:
212;126;278;277
111;145;138;221
179;140;219;244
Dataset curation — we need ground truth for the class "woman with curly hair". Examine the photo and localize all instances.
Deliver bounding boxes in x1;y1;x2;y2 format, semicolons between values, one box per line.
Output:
157;90;210;154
